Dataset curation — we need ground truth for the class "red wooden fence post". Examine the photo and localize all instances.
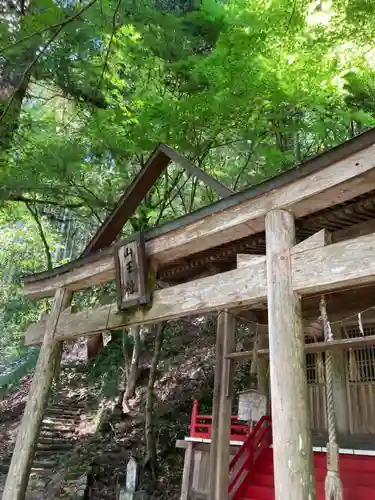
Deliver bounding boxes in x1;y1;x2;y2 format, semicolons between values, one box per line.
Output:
191;399;199;437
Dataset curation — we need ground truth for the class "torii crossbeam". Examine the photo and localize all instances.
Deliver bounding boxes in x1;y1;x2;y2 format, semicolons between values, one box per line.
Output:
24;230;375;345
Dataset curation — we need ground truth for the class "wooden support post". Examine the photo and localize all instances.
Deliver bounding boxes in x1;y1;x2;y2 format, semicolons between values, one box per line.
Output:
208;313;226;500
2;288;72;500
332;327;350;434
257;333;269;395
265;209;316;500
180;441;193;500
215;310;235;500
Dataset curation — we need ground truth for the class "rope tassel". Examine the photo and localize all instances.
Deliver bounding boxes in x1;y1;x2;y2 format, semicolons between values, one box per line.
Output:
319;296;344;500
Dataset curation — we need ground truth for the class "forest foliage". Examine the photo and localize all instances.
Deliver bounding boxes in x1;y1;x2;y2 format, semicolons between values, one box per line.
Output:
2;0;375;371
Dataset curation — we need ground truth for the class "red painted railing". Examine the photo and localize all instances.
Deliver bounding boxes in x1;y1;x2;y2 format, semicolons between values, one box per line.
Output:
228;415;272;500
190;400;249;442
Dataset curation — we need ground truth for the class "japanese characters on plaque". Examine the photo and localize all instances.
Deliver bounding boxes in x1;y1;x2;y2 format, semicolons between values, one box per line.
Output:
115;233;149;311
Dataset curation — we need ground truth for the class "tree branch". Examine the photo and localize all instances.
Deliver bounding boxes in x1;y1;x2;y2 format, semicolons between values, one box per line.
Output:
25;201;53;271
98;0;123;87
0;192;85;209
0;0;98;124
233;149;254;190
0;0;98;56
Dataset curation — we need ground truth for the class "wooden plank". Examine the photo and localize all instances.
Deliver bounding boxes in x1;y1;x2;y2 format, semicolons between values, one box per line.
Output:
159;145;233;198
82;147;171;257
226;334;375;360
181;442;193;500
24;232;375;345
208;314;224;500
292;229;331;253
24;216;375;302
192;451;202;493
23;143;375;299
236;254;264;268
265;209;316;500
24;253;115;299
237;229;332;268
175;441;242;454
2;289;72;500
214;311;235;500
24;257;266;345
291;231;375;294
149;145;375;263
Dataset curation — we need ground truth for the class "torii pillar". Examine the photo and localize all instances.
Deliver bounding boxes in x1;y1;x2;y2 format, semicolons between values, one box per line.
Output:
266;210;316;499
2;288;72;500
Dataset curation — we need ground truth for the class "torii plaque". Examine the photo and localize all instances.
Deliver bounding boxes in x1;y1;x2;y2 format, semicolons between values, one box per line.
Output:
114;232;150;311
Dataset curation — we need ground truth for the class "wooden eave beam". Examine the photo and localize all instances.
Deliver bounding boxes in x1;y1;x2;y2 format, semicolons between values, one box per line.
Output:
226;334;375;361
24;232;375;345
82;145;232;257
159;145;233;198
82;149;170;257
23;141;375;300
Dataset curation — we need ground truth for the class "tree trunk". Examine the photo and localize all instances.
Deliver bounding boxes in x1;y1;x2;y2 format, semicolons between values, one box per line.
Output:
117;326;143;411
124;325;142;403
0;57;32;150
144;323;164;484
87;289;110;361
87;335;104;360
265;209;316;500
1;2;39;151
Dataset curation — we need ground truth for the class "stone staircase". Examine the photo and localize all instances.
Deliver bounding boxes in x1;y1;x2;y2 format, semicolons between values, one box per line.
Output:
30;401;85;483
1;395;96;500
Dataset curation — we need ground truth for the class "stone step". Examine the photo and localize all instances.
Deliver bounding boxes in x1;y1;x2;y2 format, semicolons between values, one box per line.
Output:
40;423;77;432
46;409;81;416
39;430;77;439
38;437;76;445
29;468;83;480
36;442;74;452
45;407;82;416
49;399;95;409
42;418;80;427
45;408;82;414
29;468;56;477
30;460;57;470
34;449;72;458
42;418;78;426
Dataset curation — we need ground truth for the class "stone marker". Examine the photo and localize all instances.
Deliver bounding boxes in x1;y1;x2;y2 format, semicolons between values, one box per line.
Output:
119;457;138;500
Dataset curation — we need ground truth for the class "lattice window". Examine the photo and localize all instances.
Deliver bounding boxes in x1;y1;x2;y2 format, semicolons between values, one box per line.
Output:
306;353;316;384
306;335;325;384
344;325;375;383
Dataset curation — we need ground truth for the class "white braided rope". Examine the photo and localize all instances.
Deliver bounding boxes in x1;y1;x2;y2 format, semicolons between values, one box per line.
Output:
320;296;343;500
320;297;336;447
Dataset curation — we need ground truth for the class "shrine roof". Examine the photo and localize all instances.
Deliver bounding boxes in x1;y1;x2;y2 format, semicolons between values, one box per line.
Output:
23;127;375;295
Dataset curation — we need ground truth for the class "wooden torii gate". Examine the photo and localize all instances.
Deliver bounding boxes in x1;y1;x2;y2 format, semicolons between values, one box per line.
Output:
5;222;375;500
5;131;375;500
